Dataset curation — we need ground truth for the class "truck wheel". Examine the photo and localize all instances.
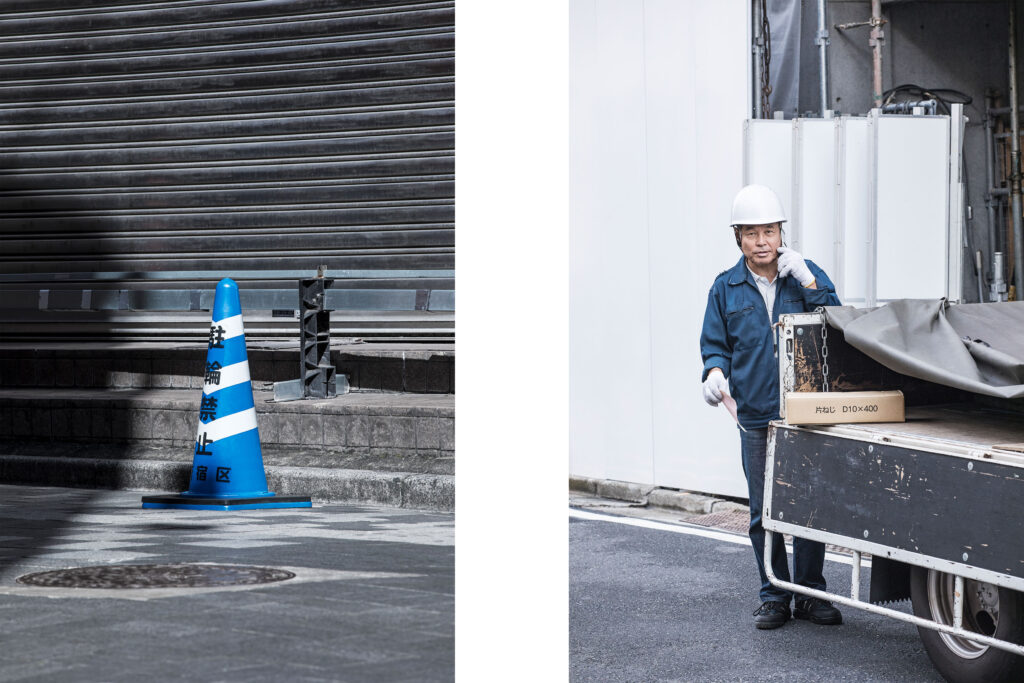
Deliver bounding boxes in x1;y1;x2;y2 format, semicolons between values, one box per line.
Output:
909;566;1024;683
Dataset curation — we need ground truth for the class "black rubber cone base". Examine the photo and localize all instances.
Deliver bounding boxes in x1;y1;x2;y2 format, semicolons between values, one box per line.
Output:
141;494;312;511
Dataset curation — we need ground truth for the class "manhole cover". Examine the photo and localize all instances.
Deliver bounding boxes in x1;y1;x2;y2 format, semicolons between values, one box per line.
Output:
16;564;295;589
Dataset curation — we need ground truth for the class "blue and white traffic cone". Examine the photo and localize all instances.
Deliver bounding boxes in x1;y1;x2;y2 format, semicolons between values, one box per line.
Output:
142;278;311;510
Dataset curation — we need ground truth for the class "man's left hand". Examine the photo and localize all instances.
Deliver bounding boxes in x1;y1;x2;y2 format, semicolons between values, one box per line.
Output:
777;246;815;287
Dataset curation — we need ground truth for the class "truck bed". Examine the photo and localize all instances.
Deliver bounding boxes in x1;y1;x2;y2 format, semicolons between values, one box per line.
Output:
767;403;1024;592
791;403;1024;465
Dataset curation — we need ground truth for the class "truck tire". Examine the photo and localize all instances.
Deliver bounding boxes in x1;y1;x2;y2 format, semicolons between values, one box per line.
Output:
909;566;1024;683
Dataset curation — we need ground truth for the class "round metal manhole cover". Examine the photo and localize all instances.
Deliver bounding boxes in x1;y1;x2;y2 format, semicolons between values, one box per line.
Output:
16;564;296;589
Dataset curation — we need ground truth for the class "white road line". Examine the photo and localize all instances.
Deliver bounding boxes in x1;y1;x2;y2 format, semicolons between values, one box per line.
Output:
569;508;868;567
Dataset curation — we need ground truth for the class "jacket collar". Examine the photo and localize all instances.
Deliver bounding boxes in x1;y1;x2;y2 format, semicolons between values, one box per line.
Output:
726;255;755;286
727;255;781;287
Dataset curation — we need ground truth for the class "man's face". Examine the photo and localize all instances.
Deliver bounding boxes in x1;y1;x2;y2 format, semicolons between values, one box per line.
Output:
738;223;782;269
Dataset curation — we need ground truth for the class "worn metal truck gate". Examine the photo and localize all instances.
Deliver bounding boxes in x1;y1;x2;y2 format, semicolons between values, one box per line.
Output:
765;420;1024;658
0;0;454;342
770;424;1024;588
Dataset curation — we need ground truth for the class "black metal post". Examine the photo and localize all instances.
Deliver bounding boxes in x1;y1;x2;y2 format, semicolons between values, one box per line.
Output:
299;275;336;399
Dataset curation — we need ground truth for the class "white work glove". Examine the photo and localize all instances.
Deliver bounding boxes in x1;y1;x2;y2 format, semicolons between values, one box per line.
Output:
702;370;730;407
777;246;815;287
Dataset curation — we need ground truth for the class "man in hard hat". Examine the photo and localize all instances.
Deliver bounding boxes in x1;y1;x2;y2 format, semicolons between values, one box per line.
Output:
700;184;843;630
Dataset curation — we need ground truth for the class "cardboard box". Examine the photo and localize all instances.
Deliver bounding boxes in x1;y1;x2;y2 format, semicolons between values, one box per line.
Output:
785;390;905;425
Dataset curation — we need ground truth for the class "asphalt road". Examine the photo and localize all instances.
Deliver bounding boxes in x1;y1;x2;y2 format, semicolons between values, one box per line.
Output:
570;509;944;683
0;485;453;683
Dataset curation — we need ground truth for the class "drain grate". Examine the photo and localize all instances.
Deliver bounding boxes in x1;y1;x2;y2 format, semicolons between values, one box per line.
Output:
687;509;751;535
16;564;296;589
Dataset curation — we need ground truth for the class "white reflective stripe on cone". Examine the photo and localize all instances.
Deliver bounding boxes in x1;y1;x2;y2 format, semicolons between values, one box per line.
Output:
203;360;250;395
211;314;245;341
195;407;258;442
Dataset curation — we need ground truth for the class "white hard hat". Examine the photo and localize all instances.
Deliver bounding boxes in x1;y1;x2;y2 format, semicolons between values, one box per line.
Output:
730;184;787;226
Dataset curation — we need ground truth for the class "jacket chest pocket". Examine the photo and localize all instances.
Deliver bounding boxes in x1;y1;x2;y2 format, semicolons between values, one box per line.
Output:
778;296;804;315
726;305;760;349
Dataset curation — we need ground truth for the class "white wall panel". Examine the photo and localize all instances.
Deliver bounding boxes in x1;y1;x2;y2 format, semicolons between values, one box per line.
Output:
837;117;871;304
743;114;955;307
643;0;699;491
653;0;748;497
570;0;748;497
743;119;794;234
572;8;960;497
794;119;837;277
570;0;654;485
875;115;950;301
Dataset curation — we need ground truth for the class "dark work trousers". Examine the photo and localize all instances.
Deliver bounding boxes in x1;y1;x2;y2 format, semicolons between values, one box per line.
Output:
740;426;826;603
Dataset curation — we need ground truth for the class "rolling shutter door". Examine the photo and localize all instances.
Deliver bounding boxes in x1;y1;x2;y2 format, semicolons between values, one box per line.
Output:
0;0;454;342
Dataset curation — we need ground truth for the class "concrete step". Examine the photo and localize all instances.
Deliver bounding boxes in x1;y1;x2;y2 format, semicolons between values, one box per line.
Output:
0;447;452;511
0;341;454;393
0;388;453;510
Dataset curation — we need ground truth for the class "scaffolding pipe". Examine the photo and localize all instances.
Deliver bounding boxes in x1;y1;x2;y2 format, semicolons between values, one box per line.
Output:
816;0;829;115
985;93;999;292
992;251;1009;301
989;105;1024;114
870;0;884;109
999;197;1006;256
976;250;985;303
999;198;1006;269
754;0;764;119
1010;1;1024;299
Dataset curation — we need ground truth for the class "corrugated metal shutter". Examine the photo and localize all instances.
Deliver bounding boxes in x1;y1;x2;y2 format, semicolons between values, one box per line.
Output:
0;0;453;342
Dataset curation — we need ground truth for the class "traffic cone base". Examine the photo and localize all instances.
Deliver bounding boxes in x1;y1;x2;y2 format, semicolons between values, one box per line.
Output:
142;278;311;511
141;495;312;511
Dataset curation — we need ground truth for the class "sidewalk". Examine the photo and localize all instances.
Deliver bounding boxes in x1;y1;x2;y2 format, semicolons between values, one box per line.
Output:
0;484;453;683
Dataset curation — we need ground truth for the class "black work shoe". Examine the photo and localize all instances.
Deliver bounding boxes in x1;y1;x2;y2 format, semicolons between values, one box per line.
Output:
794;597;843;625
752;600;791;629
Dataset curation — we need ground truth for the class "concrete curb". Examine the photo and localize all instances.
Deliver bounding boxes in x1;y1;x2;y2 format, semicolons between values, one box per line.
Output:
266;466;454;511
0;455;453;512
570;475;741;515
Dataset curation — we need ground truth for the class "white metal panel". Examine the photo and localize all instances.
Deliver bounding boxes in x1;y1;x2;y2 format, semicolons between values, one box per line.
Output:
569;0;748;498
569;0;655;485
643;0;700;493
875;115;950;301
794;119;838;278
837;117;872;305
947;103;965;303
647;0;748;498
743;119;794;237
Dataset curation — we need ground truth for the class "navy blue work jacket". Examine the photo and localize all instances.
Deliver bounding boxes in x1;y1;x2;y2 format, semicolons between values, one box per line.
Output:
700;255;841;429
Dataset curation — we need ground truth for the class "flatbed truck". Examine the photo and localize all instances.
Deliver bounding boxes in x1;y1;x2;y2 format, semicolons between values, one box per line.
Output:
767;308;1024;682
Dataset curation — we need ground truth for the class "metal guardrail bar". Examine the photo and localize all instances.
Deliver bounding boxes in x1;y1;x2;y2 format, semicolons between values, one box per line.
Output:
0;269;455;283
764;530;1024;657
2;288;454;312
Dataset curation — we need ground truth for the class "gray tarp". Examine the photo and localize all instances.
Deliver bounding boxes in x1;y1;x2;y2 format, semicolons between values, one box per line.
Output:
824;299;1024;399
